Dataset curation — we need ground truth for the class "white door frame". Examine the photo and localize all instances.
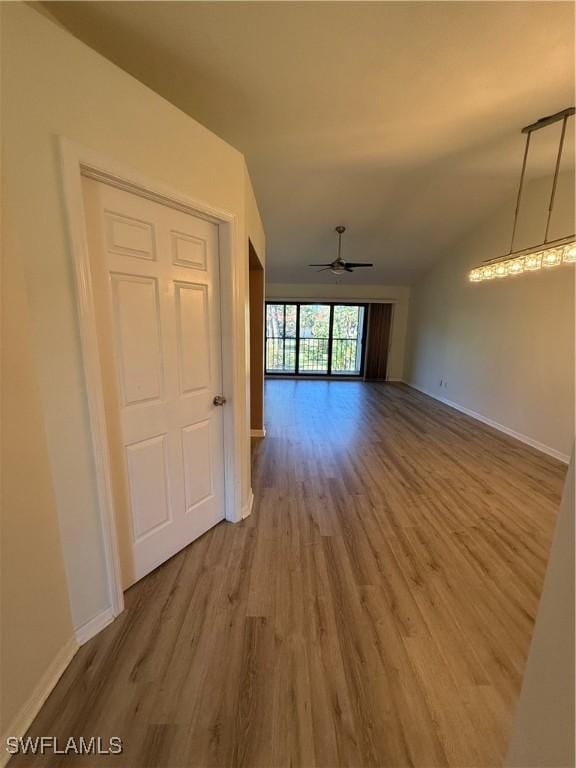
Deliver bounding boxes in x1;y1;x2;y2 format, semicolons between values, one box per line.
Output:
59;137;243;623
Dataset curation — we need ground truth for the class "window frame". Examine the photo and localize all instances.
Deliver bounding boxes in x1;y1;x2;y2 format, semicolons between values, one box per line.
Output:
265;300;369;378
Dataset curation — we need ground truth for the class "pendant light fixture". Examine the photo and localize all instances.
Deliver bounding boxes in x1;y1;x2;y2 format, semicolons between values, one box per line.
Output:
469;107;575;283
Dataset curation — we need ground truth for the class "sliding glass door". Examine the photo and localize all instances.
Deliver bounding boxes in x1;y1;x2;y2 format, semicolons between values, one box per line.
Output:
265;302;367;377
332;304;365;374
265;303;297;373
299;303;331;374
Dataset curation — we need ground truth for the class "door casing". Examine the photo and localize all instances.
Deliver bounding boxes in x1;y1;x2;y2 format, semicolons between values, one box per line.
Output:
60;138;246;639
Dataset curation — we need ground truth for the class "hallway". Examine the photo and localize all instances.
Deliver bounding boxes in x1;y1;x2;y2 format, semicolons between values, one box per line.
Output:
14;381;565;768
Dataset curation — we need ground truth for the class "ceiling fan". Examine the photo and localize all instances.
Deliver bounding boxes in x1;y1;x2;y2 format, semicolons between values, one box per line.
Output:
309;226;373;276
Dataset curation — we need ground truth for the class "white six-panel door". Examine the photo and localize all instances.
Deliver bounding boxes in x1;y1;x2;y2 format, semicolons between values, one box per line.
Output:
83;179;226;583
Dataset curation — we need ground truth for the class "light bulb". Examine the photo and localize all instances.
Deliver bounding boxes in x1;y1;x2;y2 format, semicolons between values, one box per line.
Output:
542;248;561;268
482;266;495;280
508;257;524;275
494;262;508;278
524;252;542;271
469;269;483;282
562;243;576;263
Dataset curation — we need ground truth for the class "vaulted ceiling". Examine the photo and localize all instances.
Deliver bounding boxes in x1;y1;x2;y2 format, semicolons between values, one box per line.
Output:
45;1;574;284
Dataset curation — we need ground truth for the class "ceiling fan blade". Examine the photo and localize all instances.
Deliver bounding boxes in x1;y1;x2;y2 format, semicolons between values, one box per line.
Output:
344;262;373;268
316;267;332;272
344;266;354;272
308;263;332;267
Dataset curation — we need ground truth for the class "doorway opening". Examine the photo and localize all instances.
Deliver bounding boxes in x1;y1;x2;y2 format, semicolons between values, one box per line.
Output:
249;242;265;435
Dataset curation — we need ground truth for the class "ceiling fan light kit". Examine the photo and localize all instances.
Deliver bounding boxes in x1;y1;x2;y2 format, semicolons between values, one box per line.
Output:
469;107;575;283
309;225;374;277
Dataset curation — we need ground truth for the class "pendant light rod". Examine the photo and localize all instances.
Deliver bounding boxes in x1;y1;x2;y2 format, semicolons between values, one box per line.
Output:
544;113;569;243
508;105;575;255
508;130;531;254
521;106;575;134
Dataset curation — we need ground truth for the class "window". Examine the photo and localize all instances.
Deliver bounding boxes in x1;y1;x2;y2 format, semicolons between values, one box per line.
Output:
265;303;297;372
299;303;330;374
265;302;367;376
332;304;365;375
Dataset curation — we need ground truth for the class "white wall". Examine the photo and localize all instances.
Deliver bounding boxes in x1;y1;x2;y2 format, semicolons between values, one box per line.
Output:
266;283;410;380
2;2;263;732
406;173;574;461
506;453;574;767
1;180;75;740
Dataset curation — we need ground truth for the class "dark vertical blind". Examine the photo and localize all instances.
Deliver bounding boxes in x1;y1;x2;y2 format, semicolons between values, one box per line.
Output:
364;303;392;380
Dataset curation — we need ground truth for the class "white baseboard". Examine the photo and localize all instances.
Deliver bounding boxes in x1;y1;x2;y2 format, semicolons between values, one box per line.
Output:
1;637;78;767
406;382;570;464
75;606;115;645
241;490;254;520
250;427;266;438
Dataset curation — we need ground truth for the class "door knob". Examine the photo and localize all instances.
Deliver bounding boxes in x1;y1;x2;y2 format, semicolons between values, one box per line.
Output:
213;395;227;406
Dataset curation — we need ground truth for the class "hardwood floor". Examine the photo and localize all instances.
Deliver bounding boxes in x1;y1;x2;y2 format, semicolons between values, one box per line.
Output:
14;381;566;768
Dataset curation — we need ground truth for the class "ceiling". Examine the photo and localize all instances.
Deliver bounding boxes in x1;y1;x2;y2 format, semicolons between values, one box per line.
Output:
44;1;575;284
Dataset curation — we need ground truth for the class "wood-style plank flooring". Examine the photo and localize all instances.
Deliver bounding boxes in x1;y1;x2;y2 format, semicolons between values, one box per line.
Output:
15;381;566;768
